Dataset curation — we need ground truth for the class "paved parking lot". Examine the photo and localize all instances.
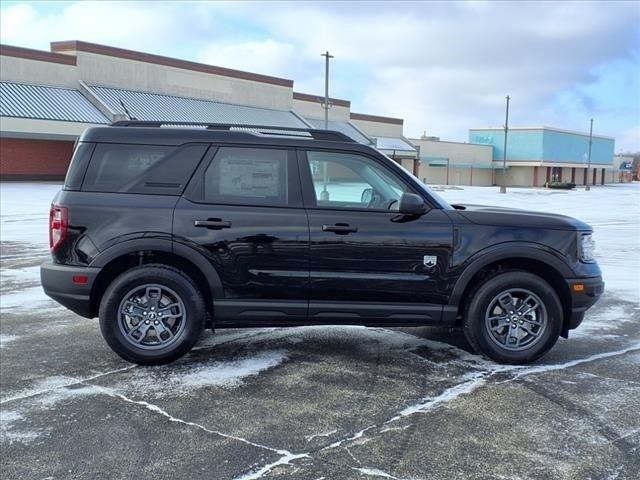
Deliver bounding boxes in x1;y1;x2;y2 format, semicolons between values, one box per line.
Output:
1;183;639;480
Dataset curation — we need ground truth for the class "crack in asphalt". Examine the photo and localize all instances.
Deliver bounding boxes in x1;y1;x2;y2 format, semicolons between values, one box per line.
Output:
0;365;136;405
352;466;415;479
298;341;640;479
69;381;311;480
606;428;640;445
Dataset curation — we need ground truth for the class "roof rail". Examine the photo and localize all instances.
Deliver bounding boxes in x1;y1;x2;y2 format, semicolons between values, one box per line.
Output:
109;120;356;143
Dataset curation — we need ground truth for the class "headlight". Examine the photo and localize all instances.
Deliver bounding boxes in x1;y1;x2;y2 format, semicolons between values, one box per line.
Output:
580;233;596;262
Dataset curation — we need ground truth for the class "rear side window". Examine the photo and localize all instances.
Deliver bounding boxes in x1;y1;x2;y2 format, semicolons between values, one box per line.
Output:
200;147;290;207
64;142;95;191
82;143;208;195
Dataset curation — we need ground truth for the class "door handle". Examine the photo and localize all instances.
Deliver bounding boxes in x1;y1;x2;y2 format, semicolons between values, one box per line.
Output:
322;223;358;234
194;219;232;229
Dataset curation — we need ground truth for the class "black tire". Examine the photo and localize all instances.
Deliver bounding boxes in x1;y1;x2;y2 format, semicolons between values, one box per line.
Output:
99;264;205;365
463;271;562;364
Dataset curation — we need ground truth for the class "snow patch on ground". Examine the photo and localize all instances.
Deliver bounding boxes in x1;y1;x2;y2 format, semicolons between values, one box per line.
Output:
180;351;287;388
0;285;59;313
571;303;634;338
0;334;19;348
0;410;40;445
32;384;103;409
0;376;81;405
0;182;60;245
0;265;41;284
114;350;288;396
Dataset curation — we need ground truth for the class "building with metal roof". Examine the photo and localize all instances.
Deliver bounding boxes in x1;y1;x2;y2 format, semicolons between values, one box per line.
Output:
0;41;418;180
85;85;307;128
1;82;108;124
371;136;417;155
303;117;372;145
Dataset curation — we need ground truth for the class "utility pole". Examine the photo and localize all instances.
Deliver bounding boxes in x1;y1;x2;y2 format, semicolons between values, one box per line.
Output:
585;118;593;191
321;51;334;130
500;95;510;193
446;158;450;185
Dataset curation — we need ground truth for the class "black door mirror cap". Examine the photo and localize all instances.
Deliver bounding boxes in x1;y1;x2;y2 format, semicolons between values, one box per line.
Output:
398;192;429;215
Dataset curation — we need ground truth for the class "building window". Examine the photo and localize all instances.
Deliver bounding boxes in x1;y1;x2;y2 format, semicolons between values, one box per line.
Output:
551;167;562;183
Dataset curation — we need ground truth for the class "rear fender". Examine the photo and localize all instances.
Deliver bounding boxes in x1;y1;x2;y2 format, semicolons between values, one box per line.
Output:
90;238;224;299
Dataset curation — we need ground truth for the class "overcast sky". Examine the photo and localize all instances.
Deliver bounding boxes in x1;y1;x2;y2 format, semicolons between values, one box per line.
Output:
2;1;639;151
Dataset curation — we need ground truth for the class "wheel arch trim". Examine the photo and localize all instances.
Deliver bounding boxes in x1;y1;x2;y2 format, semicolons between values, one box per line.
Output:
449;243;574;306
90;238;224;299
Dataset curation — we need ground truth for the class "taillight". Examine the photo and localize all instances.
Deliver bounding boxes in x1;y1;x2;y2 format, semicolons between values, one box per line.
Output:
49;205;68;252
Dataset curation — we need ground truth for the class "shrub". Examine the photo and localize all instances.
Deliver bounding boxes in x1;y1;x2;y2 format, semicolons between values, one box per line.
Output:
545;182;576;190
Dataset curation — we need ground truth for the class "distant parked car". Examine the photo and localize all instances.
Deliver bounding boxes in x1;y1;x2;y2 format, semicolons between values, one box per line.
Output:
42;122;603;365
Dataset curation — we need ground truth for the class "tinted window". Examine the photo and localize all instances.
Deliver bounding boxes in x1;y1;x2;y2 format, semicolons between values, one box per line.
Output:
201;147;289;206
305;151;409;211
82;143;208;194
64;142;95;191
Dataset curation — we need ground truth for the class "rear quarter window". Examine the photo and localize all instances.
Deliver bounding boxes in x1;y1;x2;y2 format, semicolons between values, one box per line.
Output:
81;143;209;195
64;142;95;191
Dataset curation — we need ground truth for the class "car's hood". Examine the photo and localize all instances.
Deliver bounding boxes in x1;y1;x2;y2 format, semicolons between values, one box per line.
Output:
452;204;591;231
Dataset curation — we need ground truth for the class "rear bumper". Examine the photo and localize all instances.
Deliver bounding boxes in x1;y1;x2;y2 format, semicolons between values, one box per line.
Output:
40;262;100;318
565;275;604;331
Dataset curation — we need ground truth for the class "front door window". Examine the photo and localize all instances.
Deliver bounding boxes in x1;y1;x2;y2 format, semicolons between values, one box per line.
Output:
305;151;408;211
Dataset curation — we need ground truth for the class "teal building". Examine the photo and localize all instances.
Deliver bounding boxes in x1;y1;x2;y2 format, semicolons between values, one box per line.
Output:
469;126;616;186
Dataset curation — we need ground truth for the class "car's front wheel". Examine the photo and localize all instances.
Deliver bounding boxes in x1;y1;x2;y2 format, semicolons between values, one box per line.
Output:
99;265;205;365
463;271;563;364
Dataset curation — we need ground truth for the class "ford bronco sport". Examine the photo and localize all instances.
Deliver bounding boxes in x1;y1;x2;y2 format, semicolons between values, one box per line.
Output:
41;122;604;365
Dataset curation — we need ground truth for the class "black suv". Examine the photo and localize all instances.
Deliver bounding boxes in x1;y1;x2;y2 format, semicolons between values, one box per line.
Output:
41;122;604;365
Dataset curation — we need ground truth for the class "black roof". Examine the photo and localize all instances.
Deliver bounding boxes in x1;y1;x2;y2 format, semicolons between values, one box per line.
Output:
80;123;376;153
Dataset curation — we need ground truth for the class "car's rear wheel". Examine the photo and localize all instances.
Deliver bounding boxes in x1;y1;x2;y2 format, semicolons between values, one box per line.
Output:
463;271;562;364
99;265;205;365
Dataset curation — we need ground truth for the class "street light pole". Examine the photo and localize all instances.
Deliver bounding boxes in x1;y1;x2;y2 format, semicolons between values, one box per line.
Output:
500;95;510;193
321;51;334;130
446;157;450;185
585;118;593;191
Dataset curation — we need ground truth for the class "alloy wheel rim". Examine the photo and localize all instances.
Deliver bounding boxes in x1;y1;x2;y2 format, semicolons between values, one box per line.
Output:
484;288;548;351
117;284;186;350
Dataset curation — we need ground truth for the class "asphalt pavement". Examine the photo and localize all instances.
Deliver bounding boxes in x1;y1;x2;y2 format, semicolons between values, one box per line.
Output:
1;234;639;480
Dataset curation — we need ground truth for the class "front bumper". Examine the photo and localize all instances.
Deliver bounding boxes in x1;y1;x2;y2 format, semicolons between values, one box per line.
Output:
40;262;100;318
564;275;604;332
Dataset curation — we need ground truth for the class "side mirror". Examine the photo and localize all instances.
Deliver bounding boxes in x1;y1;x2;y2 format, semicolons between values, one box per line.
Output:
398;192;428;215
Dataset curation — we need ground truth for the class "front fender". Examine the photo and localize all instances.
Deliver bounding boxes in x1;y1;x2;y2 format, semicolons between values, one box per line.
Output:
448;242;575;306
